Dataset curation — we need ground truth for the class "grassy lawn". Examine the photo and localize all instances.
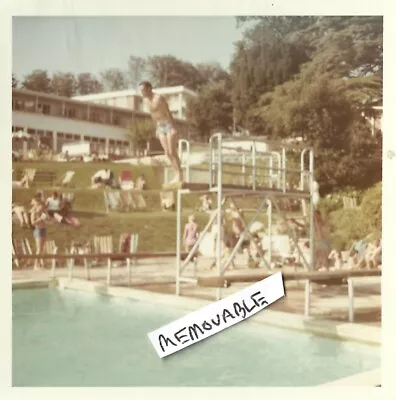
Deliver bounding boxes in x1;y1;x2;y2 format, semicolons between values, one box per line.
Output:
12;161;163;190
12;160;300;253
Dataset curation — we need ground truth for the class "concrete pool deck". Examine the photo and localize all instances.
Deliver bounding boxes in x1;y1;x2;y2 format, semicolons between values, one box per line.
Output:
12;257;382;327
12;262;382;387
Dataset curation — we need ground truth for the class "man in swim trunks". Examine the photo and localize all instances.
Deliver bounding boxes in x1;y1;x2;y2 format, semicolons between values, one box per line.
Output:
139;81;183;183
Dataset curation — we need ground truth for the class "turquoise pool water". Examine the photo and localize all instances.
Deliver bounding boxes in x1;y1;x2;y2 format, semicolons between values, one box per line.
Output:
13;288;380;387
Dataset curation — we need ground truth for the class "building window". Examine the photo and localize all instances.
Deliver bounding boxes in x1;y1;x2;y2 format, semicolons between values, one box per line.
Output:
27;128;36;135
25;100;35;112
38;103;51;114
66;133;73;139
83;136;90;141
13;100;24;110
66;108;77;118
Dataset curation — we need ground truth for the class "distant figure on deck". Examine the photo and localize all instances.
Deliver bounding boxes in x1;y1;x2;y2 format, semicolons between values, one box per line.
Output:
199;194;212;213
139;81;183;183
91;169;114;188
183;214;199;253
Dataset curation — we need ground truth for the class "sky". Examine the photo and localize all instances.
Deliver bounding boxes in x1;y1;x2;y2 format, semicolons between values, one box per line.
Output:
12;16;246;80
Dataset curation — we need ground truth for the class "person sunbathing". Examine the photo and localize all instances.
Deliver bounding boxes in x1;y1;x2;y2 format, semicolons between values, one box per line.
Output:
12;203;30;228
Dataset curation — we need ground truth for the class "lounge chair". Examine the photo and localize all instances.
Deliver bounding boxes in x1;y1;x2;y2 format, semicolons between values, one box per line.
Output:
119;170;134;191
57;171;75;187
12;237;33;268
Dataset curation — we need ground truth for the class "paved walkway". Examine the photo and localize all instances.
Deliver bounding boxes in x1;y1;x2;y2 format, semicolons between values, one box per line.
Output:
12;256;381;327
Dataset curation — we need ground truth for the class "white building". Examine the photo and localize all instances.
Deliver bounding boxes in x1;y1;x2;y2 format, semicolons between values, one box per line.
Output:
12;88;190;156
72;85;197;121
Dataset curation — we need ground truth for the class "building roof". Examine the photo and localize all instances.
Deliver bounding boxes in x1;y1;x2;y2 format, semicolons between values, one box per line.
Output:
72;85;197;101
12;88;189;123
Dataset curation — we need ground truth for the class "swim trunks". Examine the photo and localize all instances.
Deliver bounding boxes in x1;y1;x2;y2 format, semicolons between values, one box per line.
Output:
156;121;173;137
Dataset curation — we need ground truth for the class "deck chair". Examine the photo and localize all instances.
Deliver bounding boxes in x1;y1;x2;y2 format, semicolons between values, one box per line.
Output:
160;191;175;211
69;239;92;279
58;171;75;187
131;190;147;210
103;190;122;212
119;170;134;191
92;235;114;285
12;237;33;268
24;168;37;185
119;191;137;211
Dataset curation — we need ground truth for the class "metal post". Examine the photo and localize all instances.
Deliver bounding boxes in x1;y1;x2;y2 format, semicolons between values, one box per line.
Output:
222;198;268;272
309;149;315;271
268;199;272;269
348;278;354;322
178;139;190;183
68;258;73;280
106;258;112;285
127;258;131;287
51;258;56;278
242;153;246;186
300;149;308;190
304;280;310;317
176;188;182;296
209;137;214;187
269;156;273;188
282;147;286;192
84;258;90;280
216;134;223;300
252;143;257;190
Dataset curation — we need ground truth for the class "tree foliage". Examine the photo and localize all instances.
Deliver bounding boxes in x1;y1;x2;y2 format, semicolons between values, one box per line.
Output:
126;118;155;150
50;72;78;97
127;55;147;89
100;68;129;91
12;74;18;88
22;69;52;93
188;80;233;140
76;72;103;95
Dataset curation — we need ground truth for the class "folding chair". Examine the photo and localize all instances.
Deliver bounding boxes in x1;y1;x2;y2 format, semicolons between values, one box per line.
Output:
119;170;134;191
58;171;75;187
12;237;33;269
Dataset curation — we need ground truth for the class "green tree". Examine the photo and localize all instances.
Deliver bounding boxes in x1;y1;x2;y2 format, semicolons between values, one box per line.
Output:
126;118;155;150
127;55;147;89
76;72;103;95
22;69;51;93
147;55;205;90
100;68;128;91
50;72;78;97
195;62;230;85
187;80;233;140
12;74;18;88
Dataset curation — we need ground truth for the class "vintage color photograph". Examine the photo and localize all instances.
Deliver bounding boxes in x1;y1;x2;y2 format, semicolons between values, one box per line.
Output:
11;15;382;387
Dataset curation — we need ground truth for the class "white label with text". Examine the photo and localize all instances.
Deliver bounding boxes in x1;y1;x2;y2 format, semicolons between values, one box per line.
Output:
148;272;285;358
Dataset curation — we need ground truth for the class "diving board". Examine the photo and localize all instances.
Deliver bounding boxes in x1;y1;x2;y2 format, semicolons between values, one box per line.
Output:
197;269;382;288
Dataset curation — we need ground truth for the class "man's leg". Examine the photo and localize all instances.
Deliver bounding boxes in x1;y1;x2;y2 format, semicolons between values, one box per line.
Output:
167;132;183;182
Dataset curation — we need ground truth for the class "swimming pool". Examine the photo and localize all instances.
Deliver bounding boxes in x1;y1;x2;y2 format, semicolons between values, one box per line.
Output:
12;287;380;387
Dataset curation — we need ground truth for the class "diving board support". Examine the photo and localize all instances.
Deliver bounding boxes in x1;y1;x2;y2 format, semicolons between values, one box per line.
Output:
222;197;271;273
176;187;182;296
304;280;311;318
348;278;354;322
269;195;311;270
